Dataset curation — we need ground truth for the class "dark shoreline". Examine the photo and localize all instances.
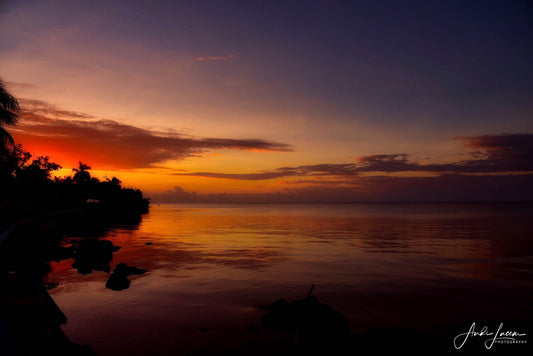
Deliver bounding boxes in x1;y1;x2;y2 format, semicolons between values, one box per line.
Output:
0;203;152;355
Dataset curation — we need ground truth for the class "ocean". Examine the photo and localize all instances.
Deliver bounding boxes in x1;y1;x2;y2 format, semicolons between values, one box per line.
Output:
46;203;533;354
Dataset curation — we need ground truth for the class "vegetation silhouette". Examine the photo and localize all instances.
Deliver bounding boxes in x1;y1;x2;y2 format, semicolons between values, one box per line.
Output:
0;77;149;354
1;143;149;228
72;162;92;185
0;78;149;227
0;79;19;149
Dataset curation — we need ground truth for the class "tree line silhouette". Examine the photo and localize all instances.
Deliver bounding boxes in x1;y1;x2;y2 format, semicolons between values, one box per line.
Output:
0;79;149;226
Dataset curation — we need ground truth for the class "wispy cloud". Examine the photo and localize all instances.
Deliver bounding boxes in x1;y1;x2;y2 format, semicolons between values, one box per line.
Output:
176;134;533;180
195;54;235;61
174;164;360;180
13;99;293;169
4;81;37;90
173;169;297;181
20;98;97;120
454;134;533;171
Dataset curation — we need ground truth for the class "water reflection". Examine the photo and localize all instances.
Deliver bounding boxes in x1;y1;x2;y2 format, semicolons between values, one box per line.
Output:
44;203;533;293
0;208;145;355
5;203;532;355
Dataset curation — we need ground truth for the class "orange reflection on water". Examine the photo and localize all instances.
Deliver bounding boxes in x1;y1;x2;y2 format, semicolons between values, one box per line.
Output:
44;203;533;356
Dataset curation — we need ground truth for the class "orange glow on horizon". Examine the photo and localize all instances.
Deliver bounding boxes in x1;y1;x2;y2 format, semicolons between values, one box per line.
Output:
13;132;115;170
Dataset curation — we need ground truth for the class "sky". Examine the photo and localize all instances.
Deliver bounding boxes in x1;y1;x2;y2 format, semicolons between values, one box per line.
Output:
1;0;532;202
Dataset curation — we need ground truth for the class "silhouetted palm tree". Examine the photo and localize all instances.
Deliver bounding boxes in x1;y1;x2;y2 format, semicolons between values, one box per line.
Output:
0;79;20;148
73;161;92;184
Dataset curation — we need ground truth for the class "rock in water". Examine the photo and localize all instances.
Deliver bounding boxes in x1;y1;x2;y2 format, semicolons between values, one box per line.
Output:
71;239;120;275
260;288;350;351
105;273;131;291
105;262;146;291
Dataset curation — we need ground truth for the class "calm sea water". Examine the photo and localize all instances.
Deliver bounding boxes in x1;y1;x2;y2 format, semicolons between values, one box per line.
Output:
46;203;533;355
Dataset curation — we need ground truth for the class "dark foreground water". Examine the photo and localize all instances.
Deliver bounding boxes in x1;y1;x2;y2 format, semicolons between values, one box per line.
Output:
45;203;533;354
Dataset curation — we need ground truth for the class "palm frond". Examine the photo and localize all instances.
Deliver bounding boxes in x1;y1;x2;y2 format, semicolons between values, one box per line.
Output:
0;126;15;147
0;80;20;112
0;107;19;125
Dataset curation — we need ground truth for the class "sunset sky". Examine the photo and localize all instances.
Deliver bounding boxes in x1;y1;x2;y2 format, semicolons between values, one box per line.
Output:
1;0;532;202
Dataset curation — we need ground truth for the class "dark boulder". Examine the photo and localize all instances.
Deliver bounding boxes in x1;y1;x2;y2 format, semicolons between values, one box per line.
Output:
105;272;131;291
260;286;350;352
70;239;120;275
105;262;146;291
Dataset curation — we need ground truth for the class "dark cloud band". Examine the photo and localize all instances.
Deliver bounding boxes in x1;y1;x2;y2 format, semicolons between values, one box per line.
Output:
177;134;533;180
13;99;293;169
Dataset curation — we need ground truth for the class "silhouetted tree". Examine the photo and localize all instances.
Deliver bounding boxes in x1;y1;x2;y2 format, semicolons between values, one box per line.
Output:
0;78;150;225
0;144;61;185
72;162;91;184
55;175;73;185
0;144;31;182
1;145;149;225
17;156;62;184
0;79;19;149
106;176;121;186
